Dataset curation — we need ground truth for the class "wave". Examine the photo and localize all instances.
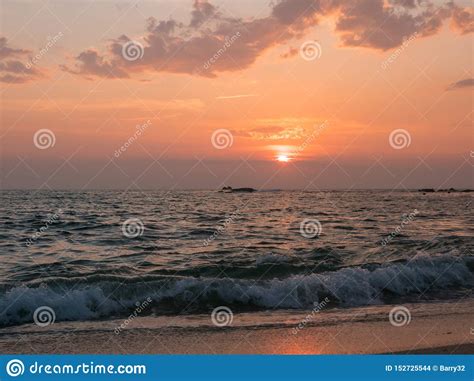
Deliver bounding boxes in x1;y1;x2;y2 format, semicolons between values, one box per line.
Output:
0;254;472;327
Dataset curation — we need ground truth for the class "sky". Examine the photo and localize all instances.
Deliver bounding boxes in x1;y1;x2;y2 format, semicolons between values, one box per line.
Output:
0;0;473;190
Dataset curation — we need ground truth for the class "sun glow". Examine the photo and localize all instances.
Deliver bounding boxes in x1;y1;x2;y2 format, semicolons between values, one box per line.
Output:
276;154;290;162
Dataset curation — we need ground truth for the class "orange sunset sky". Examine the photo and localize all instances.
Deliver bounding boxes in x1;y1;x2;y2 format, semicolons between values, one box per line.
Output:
0;0;473;189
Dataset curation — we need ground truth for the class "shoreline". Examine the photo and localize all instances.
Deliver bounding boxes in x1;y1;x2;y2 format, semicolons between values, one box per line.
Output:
1;299;472;354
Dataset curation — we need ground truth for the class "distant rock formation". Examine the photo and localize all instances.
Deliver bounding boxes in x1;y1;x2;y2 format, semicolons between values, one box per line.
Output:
219;186;256;193
418;188;472;193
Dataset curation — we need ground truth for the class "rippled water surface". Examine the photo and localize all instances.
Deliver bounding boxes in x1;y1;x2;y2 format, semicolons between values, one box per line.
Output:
1;190;473;326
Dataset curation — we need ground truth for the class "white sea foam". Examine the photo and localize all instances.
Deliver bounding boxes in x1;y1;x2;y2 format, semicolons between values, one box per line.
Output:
0;254;471;327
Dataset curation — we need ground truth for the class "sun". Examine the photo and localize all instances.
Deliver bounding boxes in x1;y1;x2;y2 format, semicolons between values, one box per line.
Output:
276;154;290;162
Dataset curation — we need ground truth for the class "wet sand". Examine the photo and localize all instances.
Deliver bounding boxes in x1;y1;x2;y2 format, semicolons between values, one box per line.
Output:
1;302;472;354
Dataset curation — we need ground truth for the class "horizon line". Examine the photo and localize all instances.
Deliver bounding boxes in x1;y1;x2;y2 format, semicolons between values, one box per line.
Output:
1;187;471;192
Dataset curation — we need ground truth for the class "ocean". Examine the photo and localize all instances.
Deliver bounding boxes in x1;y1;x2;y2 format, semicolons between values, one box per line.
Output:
1;190;473;329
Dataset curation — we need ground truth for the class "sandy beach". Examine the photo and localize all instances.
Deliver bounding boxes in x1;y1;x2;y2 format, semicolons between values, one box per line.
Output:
1;300;472;355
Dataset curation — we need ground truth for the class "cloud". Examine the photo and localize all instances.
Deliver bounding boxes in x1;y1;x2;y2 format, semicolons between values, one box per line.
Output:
388;0;420;9
281;46;299;58
189;0;220;28
0;37;45;84
333;0;459;50
60;49;130;79
451;5;474;34
446;78;474;91
0;60;43;83
216;94;258;99
63;0;473;79
0;37;29;60
62;0;307;79
271;0;320;25
233;125;309;140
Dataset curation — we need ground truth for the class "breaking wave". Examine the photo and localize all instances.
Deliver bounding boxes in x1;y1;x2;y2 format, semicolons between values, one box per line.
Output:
0;254;472;327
